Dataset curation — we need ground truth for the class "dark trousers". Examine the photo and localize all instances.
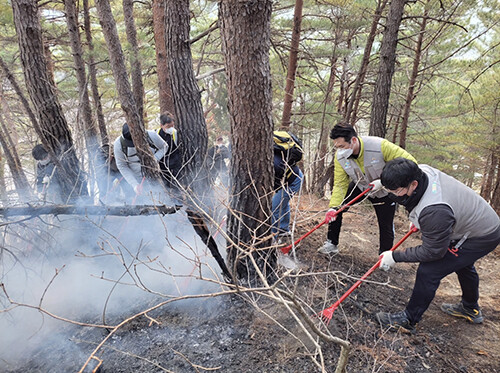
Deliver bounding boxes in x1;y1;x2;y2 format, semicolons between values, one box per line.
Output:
327;182;396;253
405;227;500;324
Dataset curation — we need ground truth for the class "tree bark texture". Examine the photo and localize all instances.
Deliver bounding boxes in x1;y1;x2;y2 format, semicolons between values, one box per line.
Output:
165;0;209;189
83;0;109;146
280;0;303;130
152;0;175;114
219;0;275;280
0;111;33;200
369;0;407;138
346;0;388;126
11;0;88;202
64;0;99;154
399;5;428;149
0;56;40;132
123;0;145;121
312;58;337;196
95;0;162;182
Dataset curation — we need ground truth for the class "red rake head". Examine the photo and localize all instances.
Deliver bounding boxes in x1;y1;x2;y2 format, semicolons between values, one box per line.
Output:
316;304;339;325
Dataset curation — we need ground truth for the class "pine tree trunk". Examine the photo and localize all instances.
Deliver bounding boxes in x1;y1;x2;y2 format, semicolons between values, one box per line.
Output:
83;0;109;145
123;0;145;120
219;0;275;281
346;0;388;126
0;56;40;132
165;0;208;188
95;0;161;182
489;154;500;214
399;5;428;149
280;0;303;130
0;108;33;200
369;0;407;138
312;57;336;196
64;0;100;157
152;0;175;114
11;0;88;202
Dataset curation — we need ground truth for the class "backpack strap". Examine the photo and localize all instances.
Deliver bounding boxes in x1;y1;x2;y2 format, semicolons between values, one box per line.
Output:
146;133;158;151
120;133;158;158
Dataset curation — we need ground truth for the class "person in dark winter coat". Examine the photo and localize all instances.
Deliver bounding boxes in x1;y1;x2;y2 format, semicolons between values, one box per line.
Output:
272;152;303;238
157;112;182;188
207;136;230;187
376;158;500;334
32;144;62;203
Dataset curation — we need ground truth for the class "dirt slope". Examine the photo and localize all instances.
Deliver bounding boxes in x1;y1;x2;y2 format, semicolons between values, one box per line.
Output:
5;195;499;373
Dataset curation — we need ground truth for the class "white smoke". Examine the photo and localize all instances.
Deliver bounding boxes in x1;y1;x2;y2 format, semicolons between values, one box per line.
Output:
0;189;228;368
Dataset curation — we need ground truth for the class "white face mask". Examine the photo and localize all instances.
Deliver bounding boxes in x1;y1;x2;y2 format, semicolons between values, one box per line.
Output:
163;127;175;135
337;147;353;158
39;157;50;166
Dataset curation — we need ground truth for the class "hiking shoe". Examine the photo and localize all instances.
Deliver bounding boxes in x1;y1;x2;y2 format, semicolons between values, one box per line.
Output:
376;310;416;334
440;302;484;324
318;240;339;255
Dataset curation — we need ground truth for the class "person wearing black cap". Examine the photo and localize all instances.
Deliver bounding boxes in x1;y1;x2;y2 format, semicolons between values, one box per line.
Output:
376;158;500;334
113;123;168;195
32;144;62;202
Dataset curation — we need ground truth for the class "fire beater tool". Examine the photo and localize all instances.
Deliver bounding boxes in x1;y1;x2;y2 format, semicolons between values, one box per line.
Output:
318;224;419;324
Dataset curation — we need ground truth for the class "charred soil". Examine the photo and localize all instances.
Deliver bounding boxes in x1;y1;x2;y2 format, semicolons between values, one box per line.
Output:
5;196;500;373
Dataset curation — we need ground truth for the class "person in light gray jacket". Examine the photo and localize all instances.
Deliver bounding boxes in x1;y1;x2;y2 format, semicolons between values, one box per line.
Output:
376;158;500;334
113;123;167;195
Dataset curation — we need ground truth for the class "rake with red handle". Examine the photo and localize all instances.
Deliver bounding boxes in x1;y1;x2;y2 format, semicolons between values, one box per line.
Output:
318;224;419;324
281;184;375;255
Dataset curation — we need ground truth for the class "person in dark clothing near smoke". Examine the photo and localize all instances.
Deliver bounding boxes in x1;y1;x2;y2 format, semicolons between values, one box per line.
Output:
32;144;62;203
207;136;230;187
376;158;500;334
272;152;303;238
157;111;182;188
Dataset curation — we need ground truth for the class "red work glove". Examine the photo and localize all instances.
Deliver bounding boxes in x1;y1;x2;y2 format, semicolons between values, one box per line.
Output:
325;208;338;223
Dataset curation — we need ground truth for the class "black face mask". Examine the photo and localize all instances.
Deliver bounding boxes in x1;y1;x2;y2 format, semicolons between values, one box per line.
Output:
388;193;412;205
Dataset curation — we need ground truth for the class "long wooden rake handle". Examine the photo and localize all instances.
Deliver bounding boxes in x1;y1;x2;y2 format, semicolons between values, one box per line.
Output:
318;225;419;324
281;185;374;254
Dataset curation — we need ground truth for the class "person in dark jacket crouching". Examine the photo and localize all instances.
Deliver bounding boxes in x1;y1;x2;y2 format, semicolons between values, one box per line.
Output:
376;158;500;334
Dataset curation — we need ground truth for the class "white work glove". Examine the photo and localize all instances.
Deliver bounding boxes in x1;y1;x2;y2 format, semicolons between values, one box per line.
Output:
325;208;338;223
368;179;383;196
42;176;50;184
134;184;143;195
379;251;396;271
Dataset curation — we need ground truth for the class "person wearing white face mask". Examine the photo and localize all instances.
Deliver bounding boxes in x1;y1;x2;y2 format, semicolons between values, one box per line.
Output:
318;124;417;255
157;111;182;188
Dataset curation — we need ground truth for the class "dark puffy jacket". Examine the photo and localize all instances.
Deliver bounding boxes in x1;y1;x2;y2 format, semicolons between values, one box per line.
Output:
274;153;300;190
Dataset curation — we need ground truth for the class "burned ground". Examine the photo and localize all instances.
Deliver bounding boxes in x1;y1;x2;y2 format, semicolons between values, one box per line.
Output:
3;195;500;373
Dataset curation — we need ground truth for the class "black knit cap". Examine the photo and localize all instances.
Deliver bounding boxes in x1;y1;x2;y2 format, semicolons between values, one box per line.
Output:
32;144;48;160
122;123;132;140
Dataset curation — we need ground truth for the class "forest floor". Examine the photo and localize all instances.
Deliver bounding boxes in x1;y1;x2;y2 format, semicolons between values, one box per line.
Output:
5;194;500;373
